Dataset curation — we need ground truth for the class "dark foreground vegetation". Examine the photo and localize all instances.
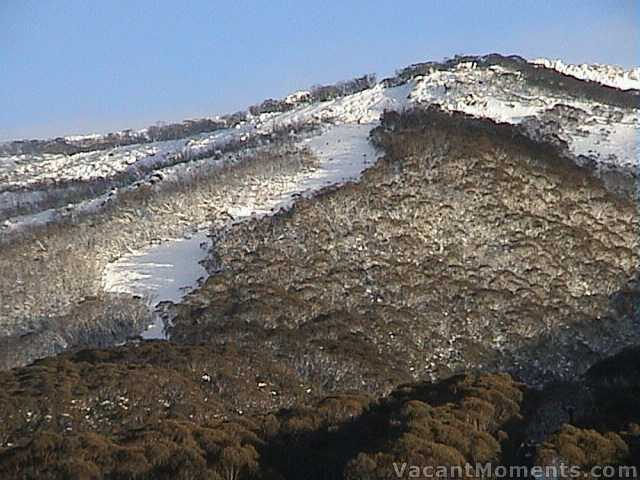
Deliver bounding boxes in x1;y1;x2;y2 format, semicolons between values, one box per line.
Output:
1;347;640;478
0;107;638;478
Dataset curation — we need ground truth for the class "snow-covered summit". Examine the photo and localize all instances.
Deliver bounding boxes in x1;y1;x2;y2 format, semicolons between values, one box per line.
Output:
256;56;638;172
1;54;638;239
533;58;640;91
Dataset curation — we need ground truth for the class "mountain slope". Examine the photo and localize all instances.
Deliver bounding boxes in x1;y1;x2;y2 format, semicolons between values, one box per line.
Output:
0;54;639;478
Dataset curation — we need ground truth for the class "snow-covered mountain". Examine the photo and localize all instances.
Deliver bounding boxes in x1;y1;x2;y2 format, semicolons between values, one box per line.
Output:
1;54;638;240
253;58;638;171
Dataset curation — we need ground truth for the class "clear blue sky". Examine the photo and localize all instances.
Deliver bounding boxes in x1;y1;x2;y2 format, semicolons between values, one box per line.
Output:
1;0;637;141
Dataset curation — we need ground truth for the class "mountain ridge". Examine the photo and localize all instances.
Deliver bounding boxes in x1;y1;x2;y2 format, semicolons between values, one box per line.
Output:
1;53;638;151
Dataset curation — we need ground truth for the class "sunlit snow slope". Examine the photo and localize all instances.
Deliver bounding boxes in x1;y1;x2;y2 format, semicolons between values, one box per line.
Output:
533;58;640;91
1;55;638;240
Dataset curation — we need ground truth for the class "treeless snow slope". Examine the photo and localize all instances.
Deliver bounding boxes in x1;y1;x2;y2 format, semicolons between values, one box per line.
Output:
533;58;640;91
103;231;211;339
255;82;414;128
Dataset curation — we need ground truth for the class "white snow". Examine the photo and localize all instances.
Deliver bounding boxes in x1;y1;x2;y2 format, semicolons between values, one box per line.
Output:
409;68;548;123
0;128;243;191
301;124;377;186
257;82;414;128
64;133;103;142
103;231;211;339
568;112;639;170
252;61;637;173
285;90;311;104
102;124;379;339
532;58;640;91
0;149;232;241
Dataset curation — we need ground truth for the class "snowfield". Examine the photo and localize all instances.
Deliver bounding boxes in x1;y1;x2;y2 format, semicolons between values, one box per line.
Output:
533;58;640;91
256;82;415;127
103;231;212;339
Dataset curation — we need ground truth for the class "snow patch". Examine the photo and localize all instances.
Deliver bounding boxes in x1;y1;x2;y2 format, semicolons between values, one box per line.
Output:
103;232;211;339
